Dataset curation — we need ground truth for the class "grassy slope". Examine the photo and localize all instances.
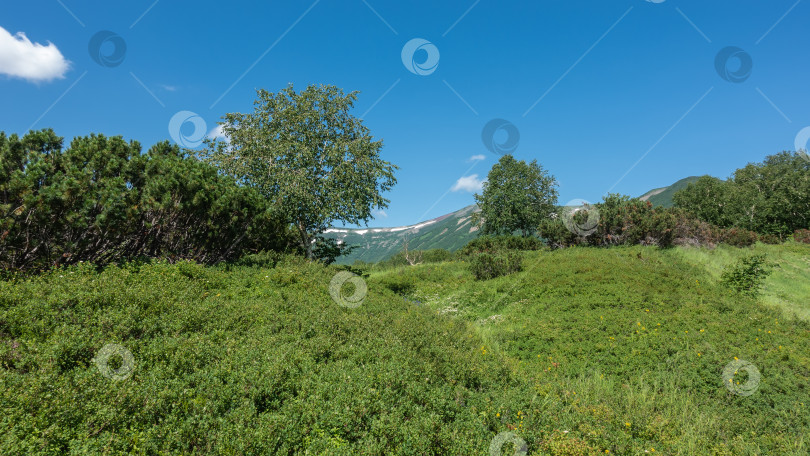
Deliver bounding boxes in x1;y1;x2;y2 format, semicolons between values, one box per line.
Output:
641;176;702;208
2;244;809;455
672;243;810;322
370;244;810;454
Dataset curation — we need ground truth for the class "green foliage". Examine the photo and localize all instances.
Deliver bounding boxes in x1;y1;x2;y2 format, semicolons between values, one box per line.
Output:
309;236;357;266
537;217;581;249
376;248;453;268
721;254;773;295
396;245;810;455
721;227;758;247
2;245;810;454
539;195;721;249
459;235;544;256
0;130;293;271
673;152;810;235
793;229;810;244
198;84;398;259
473;155;558;236
0;260;537;455
757;233;782;245
468;250;523;280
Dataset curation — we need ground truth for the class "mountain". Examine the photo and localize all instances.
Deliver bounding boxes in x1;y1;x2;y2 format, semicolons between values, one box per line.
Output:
638;176;701;207
323;205;482;264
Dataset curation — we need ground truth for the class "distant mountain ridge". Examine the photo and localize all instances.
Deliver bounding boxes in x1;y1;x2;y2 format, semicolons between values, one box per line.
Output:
326;176;703;264
323;205;481;264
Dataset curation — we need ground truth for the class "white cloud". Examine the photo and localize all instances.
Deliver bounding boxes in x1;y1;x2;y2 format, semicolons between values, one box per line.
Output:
373;209;388;218
467;154;486;162
0;27;70;82
159;84;177;92
451;174;485;193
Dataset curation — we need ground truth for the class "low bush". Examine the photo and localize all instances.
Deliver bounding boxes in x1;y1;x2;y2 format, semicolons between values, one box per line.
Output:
722;227;758;247
758;233;782;245
794;229;810;244
459;235;544;256
720;254;773;295
377;248;453;268
469;250;523;280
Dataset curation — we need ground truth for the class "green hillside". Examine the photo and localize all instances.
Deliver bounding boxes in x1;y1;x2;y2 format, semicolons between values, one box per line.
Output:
3;244;809;454
639;176;702;207
324;205;482;264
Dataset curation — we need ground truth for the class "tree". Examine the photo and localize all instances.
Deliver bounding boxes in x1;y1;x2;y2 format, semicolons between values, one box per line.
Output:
672;175;732;227
673;152;810;236
473;155;558;236
199;84;398;259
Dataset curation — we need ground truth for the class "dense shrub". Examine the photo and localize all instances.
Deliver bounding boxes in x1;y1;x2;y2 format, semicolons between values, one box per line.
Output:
794;229;810;244
722;227;758;247
459;235;544;256
0;130;295;271
720;254;772;296
469;250;523;280
539;196;720;249
537;217;582;249
377;248;453;268
758;233;782;245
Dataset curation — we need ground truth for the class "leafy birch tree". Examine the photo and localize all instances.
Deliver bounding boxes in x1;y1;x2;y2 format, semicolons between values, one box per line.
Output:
473;155;558;236
199;84;398;259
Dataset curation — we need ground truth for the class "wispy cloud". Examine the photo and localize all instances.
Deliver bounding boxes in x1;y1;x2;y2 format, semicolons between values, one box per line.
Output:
0;27;70;82
467;154;486;162
372;209;388;218
159;84;177;92
451;174;484;193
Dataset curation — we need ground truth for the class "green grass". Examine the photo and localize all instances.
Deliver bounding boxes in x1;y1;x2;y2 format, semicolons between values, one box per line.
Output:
672;242;810;321
2;244;809;454
369;244;810;454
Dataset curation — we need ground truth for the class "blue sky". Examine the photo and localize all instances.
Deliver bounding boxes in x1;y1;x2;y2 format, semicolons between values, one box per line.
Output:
2;0;808;228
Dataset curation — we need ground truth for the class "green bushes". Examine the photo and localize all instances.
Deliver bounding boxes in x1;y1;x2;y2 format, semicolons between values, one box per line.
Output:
794;229;810;244
0;260;540;455
720;254;773;295
459;235;544;256
0;130;294;271
377;248;453;268
538;195;721;249
722;227;758;247
469;250;523;280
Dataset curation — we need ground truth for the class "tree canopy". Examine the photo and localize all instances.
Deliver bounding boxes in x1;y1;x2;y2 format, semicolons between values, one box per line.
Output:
673;151;810;235
199;84;398;259
473;155;558;236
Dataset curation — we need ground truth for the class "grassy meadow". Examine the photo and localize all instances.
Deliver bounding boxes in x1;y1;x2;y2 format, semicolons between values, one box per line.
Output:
2;243;809;455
